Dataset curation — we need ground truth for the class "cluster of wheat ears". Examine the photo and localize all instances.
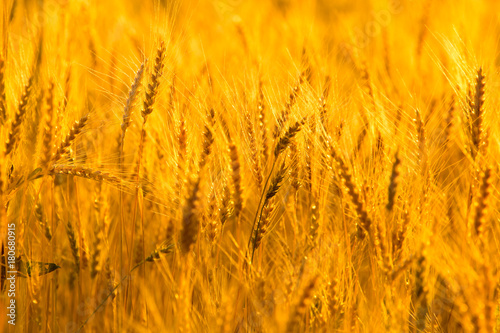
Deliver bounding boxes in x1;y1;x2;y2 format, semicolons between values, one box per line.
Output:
1;0;500;332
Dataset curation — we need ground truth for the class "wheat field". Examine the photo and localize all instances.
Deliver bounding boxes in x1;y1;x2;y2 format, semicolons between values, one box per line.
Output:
0;0;500;332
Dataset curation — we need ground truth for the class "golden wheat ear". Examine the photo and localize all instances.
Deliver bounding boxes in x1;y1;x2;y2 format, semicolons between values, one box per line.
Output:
16;259;60;278
274;120;302;157
228;140;243;217
38;81;55;169
285;275;320;333
472;67;486;159
5;75;33;156
273;76;303;139
0;55;6;125
145;243;175;262
332;145;372;241
251;159;287;257
141;41;166;122
473;166;492;240
120;61;146;148
51;114;89;163
244;108;263;191
180;176;201;254
386;150;401;211
49;165;121;185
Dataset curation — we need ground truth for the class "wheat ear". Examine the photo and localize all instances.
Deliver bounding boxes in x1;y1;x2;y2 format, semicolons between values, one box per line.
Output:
332;146;372;239
257;78;268;161
5;76;33;156
119;61;146;152
181;177;201;254
0;55;6;124
473;166;492;240
141;41;166;122
274;76;303;138
50;165;121;185
386;150;401;211
39;81;55;169
65;220;80;270
251;160;287;260
286;276;320;333
51;114;88;162
471;67;486;159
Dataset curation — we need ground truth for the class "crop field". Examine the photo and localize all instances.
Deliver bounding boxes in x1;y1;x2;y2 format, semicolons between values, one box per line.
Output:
0;0;500;332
